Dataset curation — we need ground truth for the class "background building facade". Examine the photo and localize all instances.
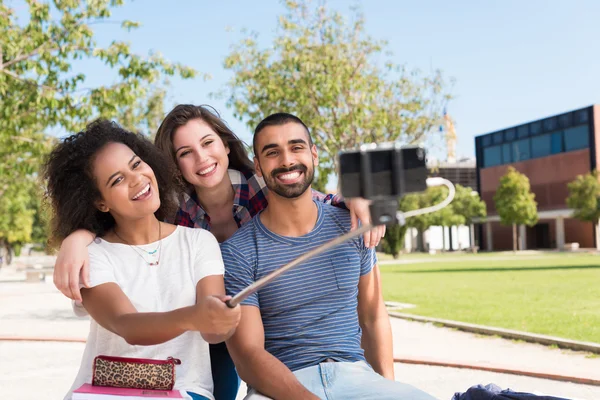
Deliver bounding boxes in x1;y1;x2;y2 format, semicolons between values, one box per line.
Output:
475;105;600;250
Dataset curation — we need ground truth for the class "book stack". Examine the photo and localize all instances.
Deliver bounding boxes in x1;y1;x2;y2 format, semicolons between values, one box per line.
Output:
72;384;190;399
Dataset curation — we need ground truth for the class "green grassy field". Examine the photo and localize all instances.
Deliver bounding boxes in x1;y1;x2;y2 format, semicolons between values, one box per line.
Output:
380;253;600;343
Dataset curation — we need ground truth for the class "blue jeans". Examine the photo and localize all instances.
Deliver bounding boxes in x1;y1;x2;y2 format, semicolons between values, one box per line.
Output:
210;342;241;400
245;360;438;400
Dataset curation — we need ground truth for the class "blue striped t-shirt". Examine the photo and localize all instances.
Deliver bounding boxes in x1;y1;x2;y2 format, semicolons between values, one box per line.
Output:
221;200;377;372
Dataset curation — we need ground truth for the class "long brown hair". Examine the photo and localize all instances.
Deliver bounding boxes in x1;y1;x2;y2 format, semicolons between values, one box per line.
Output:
155;104;254;190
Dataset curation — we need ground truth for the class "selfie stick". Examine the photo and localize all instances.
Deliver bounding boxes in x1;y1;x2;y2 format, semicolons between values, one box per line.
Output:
225;177;455;308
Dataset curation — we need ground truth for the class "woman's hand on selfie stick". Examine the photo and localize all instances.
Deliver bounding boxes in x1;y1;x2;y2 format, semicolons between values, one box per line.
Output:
192;295;241;343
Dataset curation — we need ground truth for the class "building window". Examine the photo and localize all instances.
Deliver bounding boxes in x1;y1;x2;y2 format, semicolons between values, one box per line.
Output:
506;128;516;141
481;135;492;147
543;117;557;132
564;125;589;151
483;145;502;167
529;122;541;136
493;131;504;145
575;109;589;125
531;134;551;158
502;143;511;163
551;131;563;154
513;138;531;162
517;126;528;138
558;113;572;128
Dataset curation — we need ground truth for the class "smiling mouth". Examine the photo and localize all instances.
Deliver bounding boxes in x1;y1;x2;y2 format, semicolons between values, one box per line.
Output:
197;163;217;176
132;183;151;200
276;170;303;184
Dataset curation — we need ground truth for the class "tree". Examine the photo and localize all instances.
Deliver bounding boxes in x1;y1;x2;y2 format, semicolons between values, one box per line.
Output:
0;0;197;262
451;184;486;250
221;0;452;190
381;223;408;259
493;167;538;251
399;190;434;252
566;170;600;249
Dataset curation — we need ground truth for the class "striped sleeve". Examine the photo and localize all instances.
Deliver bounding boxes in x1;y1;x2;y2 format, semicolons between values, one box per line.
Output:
221;240;259;308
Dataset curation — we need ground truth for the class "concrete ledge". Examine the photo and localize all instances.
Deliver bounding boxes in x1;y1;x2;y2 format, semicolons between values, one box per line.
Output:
389;311;600;354
395;357;600;387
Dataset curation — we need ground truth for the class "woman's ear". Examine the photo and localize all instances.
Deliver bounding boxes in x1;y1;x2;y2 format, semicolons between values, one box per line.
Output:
95;200;109;213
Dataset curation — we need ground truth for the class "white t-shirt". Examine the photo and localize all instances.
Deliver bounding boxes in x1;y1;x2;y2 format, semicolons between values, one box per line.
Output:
65;226;224;400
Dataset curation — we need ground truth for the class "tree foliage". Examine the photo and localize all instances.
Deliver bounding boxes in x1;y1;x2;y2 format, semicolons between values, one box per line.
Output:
493;167;538;227
221;0;452;190
566;170;600;224
0;0;196;262
451;184;486;225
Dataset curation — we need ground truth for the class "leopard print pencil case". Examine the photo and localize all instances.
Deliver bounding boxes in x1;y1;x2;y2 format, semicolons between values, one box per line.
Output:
92;355;181;390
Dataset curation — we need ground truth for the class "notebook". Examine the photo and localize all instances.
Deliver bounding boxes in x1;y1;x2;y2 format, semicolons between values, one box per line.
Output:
72;384;190;399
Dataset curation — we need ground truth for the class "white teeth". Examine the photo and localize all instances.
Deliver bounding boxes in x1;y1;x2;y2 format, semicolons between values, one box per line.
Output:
278;171;301;180
133;184;150;200
198;164;217;175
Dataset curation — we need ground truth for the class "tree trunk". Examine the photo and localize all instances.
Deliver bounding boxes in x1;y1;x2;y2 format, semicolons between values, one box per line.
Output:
417;229;425;252
469;223;475;250
441;227;446;252
512;223;517;252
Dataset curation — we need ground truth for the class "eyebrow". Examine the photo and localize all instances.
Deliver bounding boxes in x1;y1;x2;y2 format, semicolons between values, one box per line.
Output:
105;154;137;186
175;134;214;154
261;138;308;154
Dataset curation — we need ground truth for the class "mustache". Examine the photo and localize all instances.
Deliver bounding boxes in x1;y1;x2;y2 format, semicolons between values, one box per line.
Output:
271;164;307;178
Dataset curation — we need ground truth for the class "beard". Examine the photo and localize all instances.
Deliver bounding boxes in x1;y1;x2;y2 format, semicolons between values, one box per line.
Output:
262;163;314;199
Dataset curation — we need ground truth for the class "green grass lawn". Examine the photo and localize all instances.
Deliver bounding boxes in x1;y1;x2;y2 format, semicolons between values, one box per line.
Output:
380;253;600;343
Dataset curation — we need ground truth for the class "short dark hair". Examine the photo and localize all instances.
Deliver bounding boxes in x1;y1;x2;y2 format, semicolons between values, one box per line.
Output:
253;113;312;156
155;104;255;191
43;120;178;247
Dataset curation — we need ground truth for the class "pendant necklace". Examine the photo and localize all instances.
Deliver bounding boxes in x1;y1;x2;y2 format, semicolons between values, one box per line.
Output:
114;221;162;266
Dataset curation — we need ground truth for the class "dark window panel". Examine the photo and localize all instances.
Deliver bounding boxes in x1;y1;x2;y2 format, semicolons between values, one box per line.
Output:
529;122;541;135
550;131;563;154
516;126;528;138
575;109;589;125
502;143;511;163
505;128;516;141
493;131;504;144
564;125;589;151
531;134;551;158
513;138;531;162
543;117;557;132
558;113;572;128
483;145;502;167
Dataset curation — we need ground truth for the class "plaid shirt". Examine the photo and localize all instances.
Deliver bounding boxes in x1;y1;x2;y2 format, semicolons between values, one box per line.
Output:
174;169;346;231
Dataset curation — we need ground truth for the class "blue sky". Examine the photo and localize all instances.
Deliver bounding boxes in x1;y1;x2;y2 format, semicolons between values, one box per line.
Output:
48;0;600;159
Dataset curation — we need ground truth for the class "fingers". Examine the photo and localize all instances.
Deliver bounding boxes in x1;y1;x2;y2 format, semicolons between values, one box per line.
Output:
350;205;358;231
68;271;82;303
81;256;91;288
363;225;386;248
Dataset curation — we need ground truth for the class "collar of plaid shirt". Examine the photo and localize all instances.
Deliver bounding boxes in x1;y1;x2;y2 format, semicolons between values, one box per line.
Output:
177;169;268;230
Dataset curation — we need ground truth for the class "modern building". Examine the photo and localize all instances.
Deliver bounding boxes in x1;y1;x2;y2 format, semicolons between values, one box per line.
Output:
429;158;477;189
475;105;600;251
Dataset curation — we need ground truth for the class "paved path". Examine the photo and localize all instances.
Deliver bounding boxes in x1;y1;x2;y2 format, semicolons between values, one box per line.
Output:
1;276;599;399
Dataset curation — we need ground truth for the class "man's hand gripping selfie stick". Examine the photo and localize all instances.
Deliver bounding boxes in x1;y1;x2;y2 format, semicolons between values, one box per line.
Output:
226;144;455;309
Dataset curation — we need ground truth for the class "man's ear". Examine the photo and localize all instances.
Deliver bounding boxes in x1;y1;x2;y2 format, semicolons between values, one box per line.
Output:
95;200;109;213
311;144;319;167
254;157;263;177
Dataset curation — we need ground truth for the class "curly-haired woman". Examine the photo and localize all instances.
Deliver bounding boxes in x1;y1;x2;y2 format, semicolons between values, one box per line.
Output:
44;120;240;400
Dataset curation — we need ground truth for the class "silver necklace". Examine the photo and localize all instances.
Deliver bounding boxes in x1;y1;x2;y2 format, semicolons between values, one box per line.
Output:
114;222;162;266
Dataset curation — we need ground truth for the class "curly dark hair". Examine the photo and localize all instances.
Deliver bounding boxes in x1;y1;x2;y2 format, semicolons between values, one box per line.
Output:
43;120;178;247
